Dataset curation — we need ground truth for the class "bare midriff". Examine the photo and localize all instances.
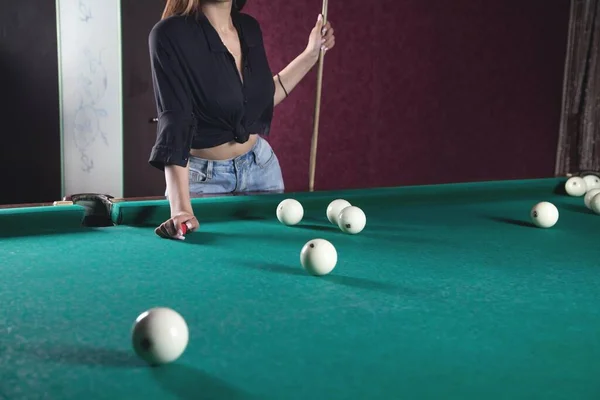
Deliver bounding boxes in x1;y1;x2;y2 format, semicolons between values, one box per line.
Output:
189;134;257;161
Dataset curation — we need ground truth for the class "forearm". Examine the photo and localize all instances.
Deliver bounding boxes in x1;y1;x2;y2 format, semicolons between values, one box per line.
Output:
273;51;318;106
165;164;192;215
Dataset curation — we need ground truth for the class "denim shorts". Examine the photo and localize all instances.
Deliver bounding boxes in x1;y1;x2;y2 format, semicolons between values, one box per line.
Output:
186;136;284;195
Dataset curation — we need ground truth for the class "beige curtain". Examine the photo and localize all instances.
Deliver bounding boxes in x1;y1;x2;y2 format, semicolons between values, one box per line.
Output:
556;0;600;175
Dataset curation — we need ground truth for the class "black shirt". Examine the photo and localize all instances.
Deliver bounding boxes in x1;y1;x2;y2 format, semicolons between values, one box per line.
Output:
148;11;275;170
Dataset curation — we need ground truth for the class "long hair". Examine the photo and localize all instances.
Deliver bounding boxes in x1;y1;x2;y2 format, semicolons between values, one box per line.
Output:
162;0;247;19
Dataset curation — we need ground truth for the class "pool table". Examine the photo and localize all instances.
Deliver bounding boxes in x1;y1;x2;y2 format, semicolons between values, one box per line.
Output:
1;178;599;399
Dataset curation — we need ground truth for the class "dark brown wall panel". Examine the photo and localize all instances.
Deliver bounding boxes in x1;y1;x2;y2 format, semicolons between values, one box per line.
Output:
0;0;61;204
121;0;167;197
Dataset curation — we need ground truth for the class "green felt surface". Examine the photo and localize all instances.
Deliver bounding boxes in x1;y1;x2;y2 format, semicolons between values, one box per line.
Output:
1;180;600;399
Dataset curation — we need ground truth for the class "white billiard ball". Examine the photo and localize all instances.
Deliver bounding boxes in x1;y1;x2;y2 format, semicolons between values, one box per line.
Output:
582;174;600;191
300;239;337;276
584;188;600;209
565;177;587;196
132;307;189;365
590;193;600;214
276;199;304;226
530;202;559;228
337;206;367;234
326;199;351;225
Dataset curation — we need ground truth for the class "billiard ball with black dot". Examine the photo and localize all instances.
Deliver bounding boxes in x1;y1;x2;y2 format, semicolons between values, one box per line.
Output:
337;206;366;234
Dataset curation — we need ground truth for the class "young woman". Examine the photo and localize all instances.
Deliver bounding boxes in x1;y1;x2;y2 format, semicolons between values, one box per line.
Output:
149;0;335;239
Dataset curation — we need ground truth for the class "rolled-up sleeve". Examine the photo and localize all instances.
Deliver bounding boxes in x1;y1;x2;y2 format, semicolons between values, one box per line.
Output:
148;25;194;171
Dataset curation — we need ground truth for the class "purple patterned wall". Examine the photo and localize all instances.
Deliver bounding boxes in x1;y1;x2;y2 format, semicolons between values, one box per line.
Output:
245;0;570;192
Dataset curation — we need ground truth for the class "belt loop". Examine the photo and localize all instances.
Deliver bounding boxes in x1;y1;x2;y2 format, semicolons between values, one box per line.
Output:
251;135;262;161
207;160;214;180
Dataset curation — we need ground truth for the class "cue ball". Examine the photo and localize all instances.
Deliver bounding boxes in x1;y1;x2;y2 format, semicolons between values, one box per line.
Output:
326;199;351;224
300;239;337;276
276;199;304;226
565;177;587;196
582;174;600;191
584;188;600;209
530;202;559;228
132;307;189;365
337;206;367;234
590;193;600;214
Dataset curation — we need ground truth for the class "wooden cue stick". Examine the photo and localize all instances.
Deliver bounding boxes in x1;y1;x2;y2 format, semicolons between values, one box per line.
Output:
308;0;329;192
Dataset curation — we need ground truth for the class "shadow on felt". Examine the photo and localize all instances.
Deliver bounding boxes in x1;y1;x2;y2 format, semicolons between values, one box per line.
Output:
19;342;252;399
554;202;594;215
237;261;413;295
180;230;295;246
21;343;143;368
237;262;307;276
180;230;224;245
290;223;339;232
484;216;535;228
151;363;252;400
277;216;340;232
